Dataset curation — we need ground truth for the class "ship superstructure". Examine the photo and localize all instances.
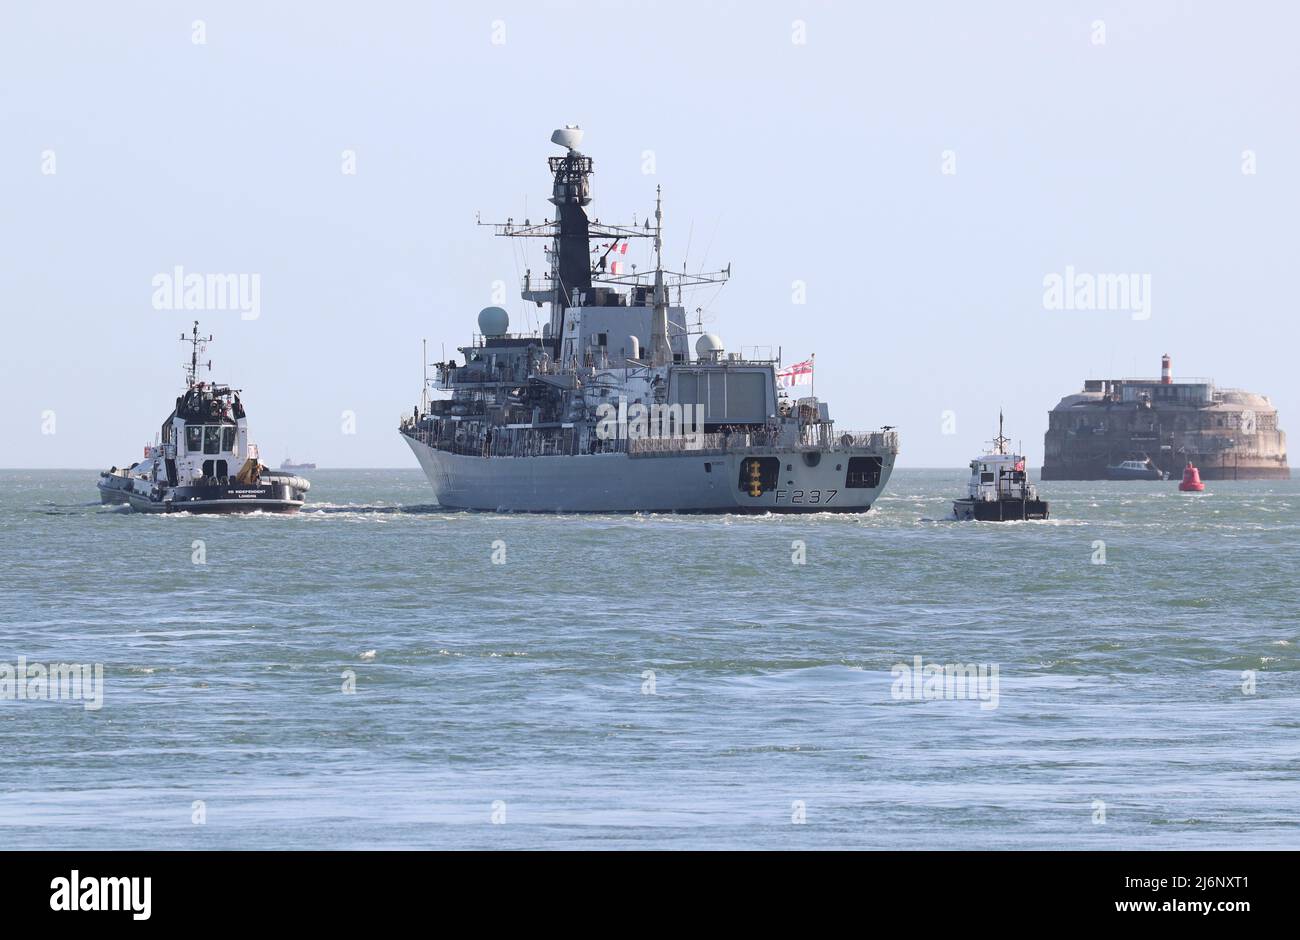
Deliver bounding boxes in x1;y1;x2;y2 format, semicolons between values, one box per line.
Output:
98;322;310;513
1043;354;1289;480
399;126;899;512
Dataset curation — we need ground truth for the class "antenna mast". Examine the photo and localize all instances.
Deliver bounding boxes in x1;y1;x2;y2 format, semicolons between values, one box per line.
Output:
181;320;212;388
650;185;672;366
991;410;1011;455
421;338;429;411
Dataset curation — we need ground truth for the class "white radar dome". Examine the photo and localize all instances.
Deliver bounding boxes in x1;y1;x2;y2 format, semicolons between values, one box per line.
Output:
695;333;724;359
477;306;510;337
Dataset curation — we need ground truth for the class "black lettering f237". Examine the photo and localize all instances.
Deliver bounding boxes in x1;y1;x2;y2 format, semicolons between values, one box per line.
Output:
775;489;836;504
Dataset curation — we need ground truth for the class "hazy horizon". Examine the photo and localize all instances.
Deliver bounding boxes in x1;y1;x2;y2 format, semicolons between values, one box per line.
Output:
3;1;1296;471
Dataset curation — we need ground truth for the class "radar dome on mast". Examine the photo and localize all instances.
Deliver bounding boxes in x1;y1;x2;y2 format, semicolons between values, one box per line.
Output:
696;333;724;361
478;306;510;337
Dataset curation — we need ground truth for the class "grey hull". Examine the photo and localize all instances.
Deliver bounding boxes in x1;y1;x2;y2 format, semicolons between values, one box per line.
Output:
403;436;895;513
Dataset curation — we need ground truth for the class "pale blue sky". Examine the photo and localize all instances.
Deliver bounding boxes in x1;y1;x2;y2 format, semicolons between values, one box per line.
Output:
2;1;1296;468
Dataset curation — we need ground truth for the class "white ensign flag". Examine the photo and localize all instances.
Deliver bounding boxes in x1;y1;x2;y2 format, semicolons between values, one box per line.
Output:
777;358;814;389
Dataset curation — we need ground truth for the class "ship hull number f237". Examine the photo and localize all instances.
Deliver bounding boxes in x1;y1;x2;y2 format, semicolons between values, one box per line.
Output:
774;489;837;504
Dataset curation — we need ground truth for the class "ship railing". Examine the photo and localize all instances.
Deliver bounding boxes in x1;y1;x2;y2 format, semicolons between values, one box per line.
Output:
792;421;899;453
469;331;544;347
830;430;901;453
401;423;902;458
626;435;730;457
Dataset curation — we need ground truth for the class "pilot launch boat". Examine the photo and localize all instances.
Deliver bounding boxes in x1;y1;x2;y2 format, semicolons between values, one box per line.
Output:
399;126;899;512
1105;458;1167;481
953;414;1049;521
98;322;311;513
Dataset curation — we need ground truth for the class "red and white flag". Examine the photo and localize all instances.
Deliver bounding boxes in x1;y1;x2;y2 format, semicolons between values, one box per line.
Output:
777;358;814;389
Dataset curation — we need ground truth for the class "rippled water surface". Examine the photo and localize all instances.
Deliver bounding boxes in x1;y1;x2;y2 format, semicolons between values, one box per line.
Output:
1;468;1297;849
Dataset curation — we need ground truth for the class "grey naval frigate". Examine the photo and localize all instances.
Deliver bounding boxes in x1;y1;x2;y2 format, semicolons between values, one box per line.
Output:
399;126;899;512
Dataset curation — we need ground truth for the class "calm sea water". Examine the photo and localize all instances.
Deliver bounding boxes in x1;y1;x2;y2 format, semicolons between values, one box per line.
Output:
1;468;1297;849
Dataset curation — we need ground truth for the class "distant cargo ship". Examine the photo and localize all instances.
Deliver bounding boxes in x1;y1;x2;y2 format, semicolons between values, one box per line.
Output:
280;458;316;471
1043;354;1289;481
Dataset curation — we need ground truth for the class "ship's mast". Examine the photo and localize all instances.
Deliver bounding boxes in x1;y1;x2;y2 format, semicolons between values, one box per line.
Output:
650;186;671;366
991;410;1010;455
421;338;429;412
181;320;212;388
547;126;592;355
478;126;730;361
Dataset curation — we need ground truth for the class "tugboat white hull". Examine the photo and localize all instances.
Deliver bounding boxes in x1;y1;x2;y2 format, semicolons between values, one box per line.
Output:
405;435;895;513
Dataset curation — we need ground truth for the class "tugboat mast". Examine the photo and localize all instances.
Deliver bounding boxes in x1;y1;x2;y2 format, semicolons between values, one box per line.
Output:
181;320;212;388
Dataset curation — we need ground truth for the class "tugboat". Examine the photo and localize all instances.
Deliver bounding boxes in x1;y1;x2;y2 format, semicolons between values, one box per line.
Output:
1178;461;1205;491
953;413;1049;521
1105;457;1167;481
97;322;310;513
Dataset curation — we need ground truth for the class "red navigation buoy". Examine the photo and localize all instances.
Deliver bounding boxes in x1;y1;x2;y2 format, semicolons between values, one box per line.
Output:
1179;461;1205;492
